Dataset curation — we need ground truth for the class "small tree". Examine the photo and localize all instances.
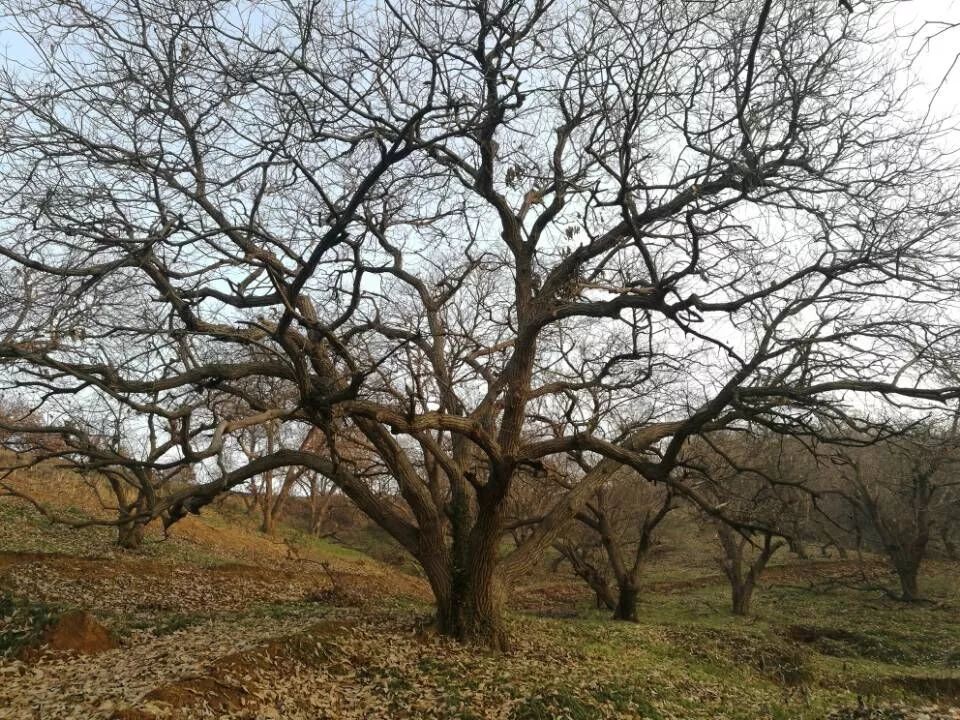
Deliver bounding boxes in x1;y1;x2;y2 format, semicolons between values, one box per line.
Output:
829;427;960;601
0;402;174;549
714;523;784;616
235;423;325;535
688;432;815;615
556;478;673;621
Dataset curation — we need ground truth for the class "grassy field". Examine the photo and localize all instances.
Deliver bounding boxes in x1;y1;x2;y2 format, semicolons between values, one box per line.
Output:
1;475;958;719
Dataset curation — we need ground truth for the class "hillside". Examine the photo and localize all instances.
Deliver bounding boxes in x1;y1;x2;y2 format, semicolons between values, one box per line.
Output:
1;473;960;720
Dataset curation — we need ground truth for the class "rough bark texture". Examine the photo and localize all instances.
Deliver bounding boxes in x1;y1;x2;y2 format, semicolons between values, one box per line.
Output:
717;525;782;617
730;580;755;617
116;520;146;550
889;542;925;601
613;583;639;622
424;539;509;651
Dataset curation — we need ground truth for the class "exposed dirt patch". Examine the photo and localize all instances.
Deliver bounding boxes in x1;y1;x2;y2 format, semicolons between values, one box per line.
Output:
663;625;813;686
649;559;892;594
1;552;429;617
108;710;158;720
211;619;358;677
828;704;960;719
0;550;101;570
31;610;116;657
786;624;860;644
512;577;590;615
143;676;249;714
113;619;358;718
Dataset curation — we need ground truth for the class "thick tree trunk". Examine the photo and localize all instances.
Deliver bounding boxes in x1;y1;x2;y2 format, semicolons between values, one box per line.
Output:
424;552;509;650
421;506;510;651
613;582;639;622
117;519;145;550
438;569;509;650
893;556;921;601
731;580;754;616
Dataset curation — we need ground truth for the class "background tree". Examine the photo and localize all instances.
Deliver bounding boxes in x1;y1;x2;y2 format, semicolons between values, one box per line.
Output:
687;432;815;615
0;400;178;548
827;425;960;601
555;475;673;621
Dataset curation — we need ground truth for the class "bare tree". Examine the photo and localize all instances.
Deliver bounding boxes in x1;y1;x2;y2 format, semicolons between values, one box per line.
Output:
2;0;960;647
687;431;819;615
0;400;178;549
555;477;673;621
828;426;960;601
233;421;325;535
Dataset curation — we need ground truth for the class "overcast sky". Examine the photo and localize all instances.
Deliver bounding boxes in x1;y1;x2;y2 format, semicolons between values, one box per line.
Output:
889;1;960;121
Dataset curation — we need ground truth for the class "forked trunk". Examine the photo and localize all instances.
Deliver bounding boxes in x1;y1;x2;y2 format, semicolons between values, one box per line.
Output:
437;570;509;650
422;507;510;651
425;553;509;650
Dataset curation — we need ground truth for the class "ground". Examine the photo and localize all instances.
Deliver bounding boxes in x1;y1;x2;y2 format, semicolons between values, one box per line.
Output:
1;473;959;719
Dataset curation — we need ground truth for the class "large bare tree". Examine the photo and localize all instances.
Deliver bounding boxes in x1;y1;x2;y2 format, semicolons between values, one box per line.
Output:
2;0;960;647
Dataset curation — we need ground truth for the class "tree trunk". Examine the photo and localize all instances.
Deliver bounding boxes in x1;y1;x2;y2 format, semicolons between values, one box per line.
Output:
583;572;615;611
117;519;145;550
425;553;509;650
422;507;510;651
554;542;615;611
613;582;639;622
438;568;509;650
261;507;276;535
942;528;958;561
893;556;921;601
717;526;780;617
731;579;754;616
788;536;808;560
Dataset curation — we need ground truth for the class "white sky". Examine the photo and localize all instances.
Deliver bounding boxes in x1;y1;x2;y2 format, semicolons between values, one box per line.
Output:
890;1;960;120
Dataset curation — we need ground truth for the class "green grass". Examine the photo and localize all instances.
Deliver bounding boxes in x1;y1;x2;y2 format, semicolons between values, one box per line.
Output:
523;562;960;717
282;526;370;562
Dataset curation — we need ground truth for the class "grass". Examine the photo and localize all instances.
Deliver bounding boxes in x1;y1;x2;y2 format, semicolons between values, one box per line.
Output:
282;526;370;562
2;476;960;718
537;566;960;716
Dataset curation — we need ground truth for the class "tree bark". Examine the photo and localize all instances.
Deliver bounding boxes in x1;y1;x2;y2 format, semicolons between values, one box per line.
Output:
613;582;639;622
261;506;276;535
420;500;511;650
717;525;780;616
731;580;754;616
425;551;509;650
892;552;922;601
942;527;958;561
116;519;145;550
